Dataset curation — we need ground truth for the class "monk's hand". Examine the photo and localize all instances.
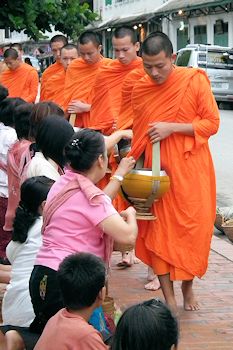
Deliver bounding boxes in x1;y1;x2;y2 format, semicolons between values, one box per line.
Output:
148;122;174;143
67;100;91;114
115;156;136;177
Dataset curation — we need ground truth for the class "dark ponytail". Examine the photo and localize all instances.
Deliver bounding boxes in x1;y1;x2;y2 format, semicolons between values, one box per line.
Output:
12;176;54;243
65;129;106;172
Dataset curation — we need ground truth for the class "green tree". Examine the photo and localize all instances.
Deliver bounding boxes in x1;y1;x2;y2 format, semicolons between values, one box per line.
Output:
0;0;98;40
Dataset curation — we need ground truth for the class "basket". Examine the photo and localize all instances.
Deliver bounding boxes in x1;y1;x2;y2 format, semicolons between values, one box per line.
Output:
222;219;233;243
113;241;134;253
214;212;224;232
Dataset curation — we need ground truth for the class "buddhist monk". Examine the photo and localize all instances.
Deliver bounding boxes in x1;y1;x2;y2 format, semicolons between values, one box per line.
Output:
128;32;220;314
0;48;39;103
90;26;142;135
40;35;68;101
63;31;111;127
0;45;11;74
42;44;79;108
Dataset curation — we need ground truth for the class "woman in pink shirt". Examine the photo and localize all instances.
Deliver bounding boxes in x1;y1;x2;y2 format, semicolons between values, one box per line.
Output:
29;128;138;334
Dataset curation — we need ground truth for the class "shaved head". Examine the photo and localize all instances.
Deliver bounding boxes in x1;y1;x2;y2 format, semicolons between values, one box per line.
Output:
141;32;173;57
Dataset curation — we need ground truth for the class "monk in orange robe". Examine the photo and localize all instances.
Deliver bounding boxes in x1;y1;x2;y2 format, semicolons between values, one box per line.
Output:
42;44;79;108
128;32;220;313
63;31;111;127
40;35;68;101
90;27;143;136
0;48;39;103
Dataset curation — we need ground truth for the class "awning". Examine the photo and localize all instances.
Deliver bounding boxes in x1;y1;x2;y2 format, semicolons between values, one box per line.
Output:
154;0;233;15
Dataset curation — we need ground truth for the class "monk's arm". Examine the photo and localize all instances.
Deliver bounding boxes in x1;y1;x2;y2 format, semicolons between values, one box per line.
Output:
26;70;39;103
148;122;194;143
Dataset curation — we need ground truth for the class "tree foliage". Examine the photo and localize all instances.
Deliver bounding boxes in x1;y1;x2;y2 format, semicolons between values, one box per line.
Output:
0;0;98;40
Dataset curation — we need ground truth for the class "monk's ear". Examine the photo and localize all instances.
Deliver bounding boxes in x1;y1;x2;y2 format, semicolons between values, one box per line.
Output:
171;53;177;64
98;45;102;54
135;41;140;52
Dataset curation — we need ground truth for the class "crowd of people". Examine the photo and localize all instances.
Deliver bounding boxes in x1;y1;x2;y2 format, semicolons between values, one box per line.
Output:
0;25;219;349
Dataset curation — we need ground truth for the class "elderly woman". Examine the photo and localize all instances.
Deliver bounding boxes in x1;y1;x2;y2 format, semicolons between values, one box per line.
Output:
29;128;138;334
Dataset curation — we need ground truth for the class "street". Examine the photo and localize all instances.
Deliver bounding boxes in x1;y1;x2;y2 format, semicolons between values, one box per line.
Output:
209;107;233;207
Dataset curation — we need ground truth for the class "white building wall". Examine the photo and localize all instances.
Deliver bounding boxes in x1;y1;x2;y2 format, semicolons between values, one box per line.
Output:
95;0;166;22
0;28;64;45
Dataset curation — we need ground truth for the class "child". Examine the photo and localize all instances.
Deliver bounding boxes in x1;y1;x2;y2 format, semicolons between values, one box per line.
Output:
34;253;109;350
111;298;179;350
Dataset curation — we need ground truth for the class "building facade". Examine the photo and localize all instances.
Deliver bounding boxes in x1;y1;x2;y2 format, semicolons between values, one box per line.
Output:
92;0;233;55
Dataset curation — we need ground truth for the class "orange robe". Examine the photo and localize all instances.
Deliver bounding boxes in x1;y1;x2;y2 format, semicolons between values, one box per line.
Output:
42;69;66;108
128;67;220;280
40;61;64;101
63;57;112;128
90;57;143;135
0;63;39;103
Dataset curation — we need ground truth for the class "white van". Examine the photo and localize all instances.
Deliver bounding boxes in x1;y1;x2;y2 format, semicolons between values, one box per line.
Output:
175;44;233;104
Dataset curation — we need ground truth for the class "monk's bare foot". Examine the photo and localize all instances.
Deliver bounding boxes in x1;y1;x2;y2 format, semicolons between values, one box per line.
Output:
181;280;200;311
144;276;161;291
147;266;156;281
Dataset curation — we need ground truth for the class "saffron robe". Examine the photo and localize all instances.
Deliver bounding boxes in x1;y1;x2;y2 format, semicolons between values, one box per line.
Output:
63;57;112;127
42;69;66;108
129;67;220;279
0;63;39;103
90;57;143;135
40;61;64;101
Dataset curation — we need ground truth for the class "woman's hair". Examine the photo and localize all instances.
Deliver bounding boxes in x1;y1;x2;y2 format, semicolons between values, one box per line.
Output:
36;115;74;167
0;97;26;126
29;101;64;140
12;176;54;243
14;103;34;140
0;84;8;103
111;299;179;350
65;129;105;172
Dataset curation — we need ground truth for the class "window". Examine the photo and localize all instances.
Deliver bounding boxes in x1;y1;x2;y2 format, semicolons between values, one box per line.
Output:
176;50;192;66
105;0;112;5
5;28;11;39
194;25;207;44
214;21;228;46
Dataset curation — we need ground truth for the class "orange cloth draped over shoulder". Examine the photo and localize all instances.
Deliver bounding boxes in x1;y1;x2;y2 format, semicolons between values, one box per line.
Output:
40;62;64;101
63;57;112;128
90;57;143;135
42;69;66;108
0;63;39;102
128;66;220;280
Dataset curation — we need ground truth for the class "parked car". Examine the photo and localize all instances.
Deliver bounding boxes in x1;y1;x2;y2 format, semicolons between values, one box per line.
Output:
22;55;42;77
175;44;233;104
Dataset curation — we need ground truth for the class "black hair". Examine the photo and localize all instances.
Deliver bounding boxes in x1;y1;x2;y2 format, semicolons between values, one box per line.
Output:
50;35;68;46
113;26;138;44
78;31;102;47
24;57;33;66
57;253;106;310
141;32;173;57
0;97;26;126
65;128;105;172
14;103;34;139
29;101;64;140
36;115;74;167
0;85;8;103
12;176;54;243
3;48;18;60
61;44;78;53
111;299;179;350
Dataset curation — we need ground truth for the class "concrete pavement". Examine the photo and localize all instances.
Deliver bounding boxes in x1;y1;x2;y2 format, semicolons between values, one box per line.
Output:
109;234;233;349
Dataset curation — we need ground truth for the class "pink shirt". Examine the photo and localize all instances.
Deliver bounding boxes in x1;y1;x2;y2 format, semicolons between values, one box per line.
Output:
36;170;117;270
34;308;108;350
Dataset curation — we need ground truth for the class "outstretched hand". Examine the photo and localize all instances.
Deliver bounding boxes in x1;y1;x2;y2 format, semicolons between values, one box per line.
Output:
115;156;136;177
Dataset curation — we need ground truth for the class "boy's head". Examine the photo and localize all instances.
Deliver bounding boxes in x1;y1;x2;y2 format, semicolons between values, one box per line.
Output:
57;253;106;310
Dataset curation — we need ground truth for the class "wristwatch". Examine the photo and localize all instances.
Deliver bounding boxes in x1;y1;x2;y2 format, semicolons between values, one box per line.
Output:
110;174;124;183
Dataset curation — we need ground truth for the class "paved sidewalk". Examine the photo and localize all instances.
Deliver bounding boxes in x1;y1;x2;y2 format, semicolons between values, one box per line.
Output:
109;235;233;349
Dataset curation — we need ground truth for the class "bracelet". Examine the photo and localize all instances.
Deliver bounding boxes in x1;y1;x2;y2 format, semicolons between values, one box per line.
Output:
110;175;124;183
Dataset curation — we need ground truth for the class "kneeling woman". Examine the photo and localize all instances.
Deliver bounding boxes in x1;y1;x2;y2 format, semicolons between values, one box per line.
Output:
29;128;138;333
